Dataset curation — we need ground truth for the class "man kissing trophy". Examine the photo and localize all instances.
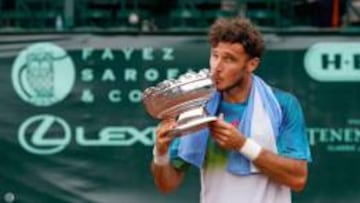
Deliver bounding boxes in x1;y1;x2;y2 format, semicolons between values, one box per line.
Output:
142;69;216;136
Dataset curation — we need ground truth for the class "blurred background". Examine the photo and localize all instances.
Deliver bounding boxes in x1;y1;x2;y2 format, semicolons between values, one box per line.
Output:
0;0;360;203
0;0;358;31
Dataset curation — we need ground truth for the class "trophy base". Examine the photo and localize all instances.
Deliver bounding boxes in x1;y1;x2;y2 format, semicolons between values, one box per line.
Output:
169;116;217;136
168;107;217;136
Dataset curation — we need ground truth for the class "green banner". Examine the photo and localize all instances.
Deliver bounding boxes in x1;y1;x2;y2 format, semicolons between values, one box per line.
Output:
0;34;359;203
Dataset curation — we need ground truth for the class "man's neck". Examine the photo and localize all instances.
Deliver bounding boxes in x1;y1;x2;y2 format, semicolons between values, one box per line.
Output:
222;75;252;103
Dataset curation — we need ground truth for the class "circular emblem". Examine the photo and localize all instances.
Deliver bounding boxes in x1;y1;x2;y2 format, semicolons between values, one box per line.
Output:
18;114;71;155
12;43;75;106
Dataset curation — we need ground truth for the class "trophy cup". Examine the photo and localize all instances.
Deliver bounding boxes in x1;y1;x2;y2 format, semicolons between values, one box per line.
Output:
142;69;217;136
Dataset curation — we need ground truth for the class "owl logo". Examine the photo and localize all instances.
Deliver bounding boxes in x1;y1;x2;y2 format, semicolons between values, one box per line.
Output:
12;43;75;106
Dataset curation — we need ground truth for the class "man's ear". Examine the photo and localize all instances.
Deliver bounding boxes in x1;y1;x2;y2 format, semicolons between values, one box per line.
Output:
246;57;260;73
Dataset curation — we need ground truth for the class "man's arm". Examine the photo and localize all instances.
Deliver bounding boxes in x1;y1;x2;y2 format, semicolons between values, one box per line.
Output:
151;119;185;193
209;118;308;192
253;149;307;192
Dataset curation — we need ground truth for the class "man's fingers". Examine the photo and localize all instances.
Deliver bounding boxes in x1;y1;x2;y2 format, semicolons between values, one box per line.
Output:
158;135;173;146
210;130;222;138
209;119;231;130
218;113;224;120
156;124;176;153
161;119;177;129
214;138;226;148
156;120;177;138
210;126;230;136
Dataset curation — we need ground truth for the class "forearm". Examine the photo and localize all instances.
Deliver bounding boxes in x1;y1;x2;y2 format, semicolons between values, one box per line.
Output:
253;149;308;192
151;161;184;193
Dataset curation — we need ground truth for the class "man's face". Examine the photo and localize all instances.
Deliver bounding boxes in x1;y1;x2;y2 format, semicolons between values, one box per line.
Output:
210;42;256;92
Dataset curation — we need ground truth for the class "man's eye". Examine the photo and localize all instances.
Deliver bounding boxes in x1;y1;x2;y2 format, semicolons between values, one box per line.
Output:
224;57;235;62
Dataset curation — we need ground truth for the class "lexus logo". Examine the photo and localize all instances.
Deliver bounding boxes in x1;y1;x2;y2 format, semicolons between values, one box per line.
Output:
18;115;71;155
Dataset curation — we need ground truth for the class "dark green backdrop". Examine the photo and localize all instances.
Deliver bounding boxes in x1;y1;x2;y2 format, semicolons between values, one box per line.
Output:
0;33;359;203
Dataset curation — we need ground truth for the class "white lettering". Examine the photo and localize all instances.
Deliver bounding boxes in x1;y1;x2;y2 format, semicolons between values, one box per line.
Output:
124;68;137;81
102;68;116;82
128;89;143;103
143;47;154;60
121;47;135;61
82;47;94;60
162;48;174;61
144;68;159;81
101;48;114;60
108;90;122;103
76;126;155;146
166;68;179;79
81;68;94;82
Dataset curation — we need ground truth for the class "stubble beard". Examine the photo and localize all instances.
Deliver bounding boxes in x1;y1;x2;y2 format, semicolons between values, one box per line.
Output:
222;76;245;94
218;69;249;94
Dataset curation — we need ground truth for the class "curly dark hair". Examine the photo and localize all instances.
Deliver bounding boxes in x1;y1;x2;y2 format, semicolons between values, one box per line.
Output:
208;17;265;58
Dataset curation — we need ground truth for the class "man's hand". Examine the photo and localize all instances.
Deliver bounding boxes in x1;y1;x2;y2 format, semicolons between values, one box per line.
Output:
155;118;177;155
209;115;308;192
208;114;246;151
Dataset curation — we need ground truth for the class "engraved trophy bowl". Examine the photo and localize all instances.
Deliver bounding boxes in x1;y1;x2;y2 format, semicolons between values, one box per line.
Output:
142;69;217;136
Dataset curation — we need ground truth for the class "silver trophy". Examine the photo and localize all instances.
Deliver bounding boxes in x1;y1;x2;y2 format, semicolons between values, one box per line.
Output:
143;69;217;136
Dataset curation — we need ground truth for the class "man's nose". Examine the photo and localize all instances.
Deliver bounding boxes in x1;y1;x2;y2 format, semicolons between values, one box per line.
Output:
212;59;222;73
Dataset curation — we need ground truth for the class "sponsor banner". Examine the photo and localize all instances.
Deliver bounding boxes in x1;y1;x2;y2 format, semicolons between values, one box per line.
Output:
0;34;359;203
304;42;360;82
